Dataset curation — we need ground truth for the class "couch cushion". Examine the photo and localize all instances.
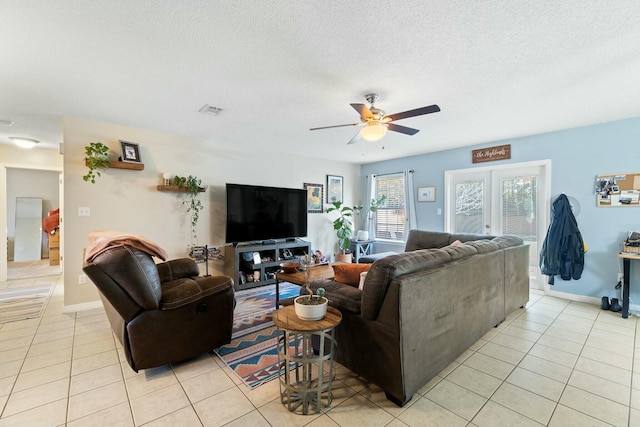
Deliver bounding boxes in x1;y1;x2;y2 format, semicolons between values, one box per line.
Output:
439;243;478;261
362;248;452;320
90;246;162;310
359;252;397;263
462;239;500;254
306;280;362;313
358;272;368;290
492;235;524;248
404;230;451;251
333;263;372;287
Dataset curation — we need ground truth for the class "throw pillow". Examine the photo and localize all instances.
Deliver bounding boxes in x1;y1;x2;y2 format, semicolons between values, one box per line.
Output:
332;263;372;287
449;239;463;246
358;272;368;291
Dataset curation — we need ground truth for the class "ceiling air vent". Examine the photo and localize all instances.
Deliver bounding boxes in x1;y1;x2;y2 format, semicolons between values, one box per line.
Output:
199;104;223;115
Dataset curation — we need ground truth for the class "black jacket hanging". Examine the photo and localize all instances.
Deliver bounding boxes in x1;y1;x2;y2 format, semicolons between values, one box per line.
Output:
539;194;585;285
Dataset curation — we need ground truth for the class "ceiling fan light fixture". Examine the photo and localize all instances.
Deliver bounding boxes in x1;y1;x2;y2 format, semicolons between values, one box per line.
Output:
9;136;40;149
360;123;387;141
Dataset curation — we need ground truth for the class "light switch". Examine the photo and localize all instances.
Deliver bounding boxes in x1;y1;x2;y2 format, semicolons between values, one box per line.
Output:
437;208;442;215
78;207;90;216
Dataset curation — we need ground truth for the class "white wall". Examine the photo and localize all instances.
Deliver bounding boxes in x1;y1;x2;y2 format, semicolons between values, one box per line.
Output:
62;117;360;308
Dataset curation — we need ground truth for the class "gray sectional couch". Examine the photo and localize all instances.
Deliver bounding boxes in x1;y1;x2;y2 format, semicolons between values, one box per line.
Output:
305;229;530;406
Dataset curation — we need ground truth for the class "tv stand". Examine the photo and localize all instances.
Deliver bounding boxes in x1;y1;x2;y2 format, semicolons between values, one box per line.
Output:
225;240;311;291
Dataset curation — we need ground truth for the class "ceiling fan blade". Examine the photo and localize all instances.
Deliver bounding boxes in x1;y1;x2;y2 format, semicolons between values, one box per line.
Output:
384;104;440;122
387;123;420;135
350;103;374;119
347;132;362;145
310;123;362;131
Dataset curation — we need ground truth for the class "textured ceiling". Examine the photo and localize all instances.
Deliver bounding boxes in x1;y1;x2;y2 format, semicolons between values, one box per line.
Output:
1;1;639;163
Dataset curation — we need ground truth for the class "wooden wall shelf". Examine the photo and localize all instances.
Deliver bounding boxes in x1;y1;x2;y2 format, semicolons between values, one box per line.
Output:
109;161;144;170
156;185;206;193
84;159;144;170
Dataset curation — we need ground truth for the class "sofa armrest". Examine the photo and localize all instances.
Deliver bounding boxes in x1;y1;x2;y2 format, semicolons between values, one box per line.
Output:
160;275;234;309
307;280;362;314
156;258;200;282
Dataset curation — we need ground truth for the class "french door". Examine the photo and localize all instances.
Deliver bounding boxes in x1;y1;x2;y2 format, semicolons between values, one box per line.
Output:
444;160;550;290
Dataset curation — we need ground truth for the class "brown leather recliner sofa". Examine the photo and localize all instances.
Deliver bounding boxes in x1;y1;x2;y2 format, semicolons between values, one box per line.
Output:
306;230;529;406
83;245;235;371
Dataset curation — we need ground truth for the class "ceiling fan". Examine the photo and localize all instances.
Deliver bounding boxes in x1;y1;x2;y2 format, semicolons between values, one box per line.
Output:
310;93;440;145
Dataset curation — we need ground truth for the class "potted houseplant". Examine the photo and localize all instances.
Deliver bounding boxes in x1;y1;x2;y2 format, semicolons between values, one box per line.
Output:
326;201;363;263
355;195;388;240
173;175;207;244
294;261;327;320
83;142;111;183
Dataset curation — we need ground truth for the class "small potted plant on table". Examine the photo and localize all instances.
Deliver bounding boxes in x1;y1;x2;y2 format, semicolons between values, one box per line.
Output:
293;259;327;320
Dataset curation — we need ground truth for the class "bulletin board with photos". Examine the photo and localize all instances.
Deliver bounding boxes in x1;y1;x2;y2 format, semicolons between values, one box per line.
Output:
595;172;640;207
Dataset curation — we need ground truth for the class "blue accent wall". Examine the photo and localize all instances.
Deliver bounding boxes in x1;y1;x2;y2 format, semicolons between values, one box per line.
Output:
361;117;640;301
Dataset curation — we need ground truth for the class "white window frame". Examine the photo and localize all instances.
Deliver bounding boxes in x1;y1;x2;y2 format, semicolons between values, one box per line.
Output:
373;173;406;242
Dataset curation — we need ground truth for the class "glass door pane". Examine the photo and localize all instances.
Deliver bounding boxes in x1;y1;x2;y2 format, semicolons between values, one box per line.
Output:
453;179;486;234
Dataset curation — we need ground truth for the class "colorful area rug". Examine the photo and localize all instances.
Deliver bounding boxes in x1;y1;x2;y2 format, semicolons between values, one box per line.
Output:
0;284;52;324
214;282;301;388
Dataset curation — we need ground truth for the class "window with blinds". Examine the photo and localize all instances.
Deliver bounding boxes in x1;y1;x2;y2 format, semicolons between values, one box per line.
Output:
374;174;405;241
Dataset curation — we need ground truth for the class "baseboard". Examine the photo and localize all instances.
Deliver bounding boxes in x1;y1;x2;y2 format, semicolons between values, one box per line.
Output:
63;300;103;313
543;286;640;314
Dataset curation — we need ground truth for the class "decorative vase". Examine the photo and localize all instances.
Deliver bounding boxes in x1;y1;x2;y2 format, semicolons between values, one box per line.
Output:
357;230;369;241
294;296;328;321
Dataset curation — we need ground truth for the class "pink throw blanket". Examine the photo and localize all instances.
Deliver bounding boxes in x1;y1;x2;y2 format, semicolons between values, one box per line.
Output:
85;230;168;263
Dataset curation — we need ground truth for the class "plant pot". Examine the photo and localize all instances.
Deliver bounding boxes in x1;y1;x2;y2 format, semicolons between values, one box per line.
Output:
334;253;353;263
294;296;328;321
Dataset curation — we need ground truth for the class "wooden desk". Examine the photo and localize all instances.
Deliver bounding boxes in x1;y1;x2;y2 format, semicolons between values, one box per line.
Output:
274;264;334;308
618;252;640;318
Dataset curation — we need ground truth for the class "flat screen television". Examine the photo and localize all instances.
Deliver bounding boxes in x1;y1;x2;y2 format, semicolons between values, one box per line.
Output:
225;183;308;244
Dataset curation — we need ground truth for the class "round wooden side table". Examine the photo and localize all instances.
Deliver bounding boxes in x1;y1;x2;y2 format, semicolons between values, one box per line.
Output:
272;305;342;415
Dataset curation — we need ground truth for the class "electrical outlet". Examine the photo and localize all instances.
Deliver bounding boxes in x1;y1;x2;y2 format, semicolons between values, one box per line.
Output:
78;274;87;285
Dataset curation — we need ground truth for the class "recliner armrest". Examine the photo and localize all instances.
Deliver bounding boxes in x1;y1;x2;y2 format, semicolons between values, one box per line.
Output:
160;275;234;310
156;258;200;282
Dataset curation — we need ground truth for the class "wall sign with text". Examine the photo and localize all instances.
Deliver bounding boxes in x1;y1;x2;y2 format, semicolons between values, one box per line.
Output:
472;144;511;163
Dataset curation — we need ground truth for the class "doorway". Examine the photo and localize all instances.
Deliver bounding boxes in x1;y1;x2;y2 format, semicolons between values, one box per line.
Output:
1;166;62;281
444;160;551;290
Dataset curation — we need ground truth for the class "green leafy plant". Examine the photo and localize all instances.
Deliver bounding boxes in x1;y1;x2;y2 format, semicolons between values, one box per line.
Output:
83;142;111;183
300;258;326;305
358;195;388;229
326;201;363;254
173;175;206;243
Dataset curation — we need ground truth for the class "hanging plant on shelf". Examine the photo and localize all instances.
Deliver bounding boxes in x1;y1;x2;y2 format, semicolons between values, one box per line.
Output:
83;142;111;183
174;175;207;243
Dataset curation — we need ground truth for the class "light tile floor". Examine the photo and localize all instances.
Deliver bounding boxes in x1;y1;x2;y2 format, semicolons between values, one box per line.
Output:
1;274;639;426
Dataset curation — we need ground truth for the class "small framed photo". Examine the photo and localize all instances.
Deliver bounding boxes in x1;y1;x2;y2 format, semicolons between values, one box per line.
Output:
119;140;141;163
304;183;323;213
418;186;436;202
326;175;343;203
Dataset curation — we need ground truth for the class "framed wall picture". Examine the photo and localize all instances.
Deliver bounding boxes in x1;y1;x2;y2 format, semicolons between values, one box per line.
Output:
326;175;343;203
304;183;323;213
418;186;436;202
119;140;141;163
